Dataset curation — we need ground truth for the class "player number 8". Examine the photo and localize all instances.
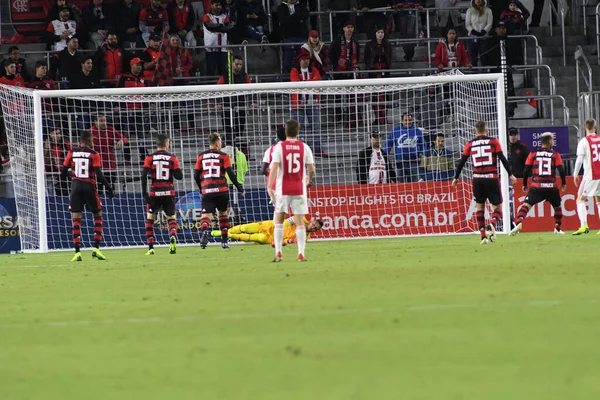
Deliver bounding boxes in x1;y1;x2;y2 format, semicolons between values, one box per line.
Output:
74;158;89;179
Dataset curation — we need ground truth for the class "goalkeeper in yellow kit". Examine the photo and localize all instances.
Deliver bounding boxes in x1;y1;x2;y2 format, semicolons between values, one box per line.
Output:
211;218;323;245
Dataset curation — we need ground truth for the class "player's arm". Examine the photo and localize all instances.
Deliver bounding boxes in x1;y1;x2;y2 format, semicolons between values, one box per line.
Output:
225;167;244;193
60;152;73;179
497;150;516;185
453;154;469;180
522;152;534;189
141;166;150;202
267;161;279;198
173;157;183;180
573;139;586;178
556;154;567;189
94;167;114;198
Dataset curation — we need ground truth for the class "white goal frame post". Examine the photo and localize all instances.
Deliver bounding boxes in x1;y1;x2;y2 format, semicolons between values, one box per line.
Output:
2;73;508;253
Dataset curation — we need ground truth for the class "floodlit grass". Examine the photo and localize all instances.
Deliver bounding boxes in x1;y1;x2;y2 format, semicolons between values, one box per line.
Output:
1;234;600;399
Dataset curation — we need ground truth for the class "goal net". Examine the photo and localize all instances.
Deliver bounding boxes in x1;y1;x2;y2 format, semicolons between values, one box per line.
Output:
0;72;508;252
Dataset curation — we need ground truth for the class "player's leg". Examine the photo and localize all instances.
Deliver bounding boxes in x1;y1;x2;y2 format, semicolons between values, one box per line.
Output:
145;200;157;255
273;197;288;262
164;198;178;254
511;189;539;236
548;190;564;234
291;196;309;261
217;194;231;249
71;210;83;262
574;179;591;235
199;196;215;249
84;186;106;260
473;182;488;244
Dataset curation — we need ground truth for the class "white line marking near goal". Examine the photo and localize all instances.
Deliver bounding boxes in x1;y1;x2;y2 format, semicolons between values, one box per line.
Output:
1;299;598;329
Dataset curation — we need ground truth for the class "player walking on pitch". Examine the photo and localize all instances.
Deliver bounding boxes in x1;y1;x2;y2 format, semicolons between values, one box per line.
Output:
194;132;245;249
510;132;566;236
573;118;600;235
141;134;183;255
267;120;316;262
60;130;114;261
452;121;516;245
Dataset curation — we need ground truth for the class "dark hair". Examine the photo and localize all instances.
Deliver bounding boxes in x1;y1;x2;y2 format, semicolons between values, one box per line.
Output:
233;55;243;63
80;130;93;145
81;55;93;64
95;113;106;121
156;133;169;147
208;132;221;145
4;60;16;68
106;31;117;37
315;219;324;228
475;120;487;134
541;134;553;146
444;27;457;38
435;133;445;139
276;126;286;142
585;118;596;132
8;46;19;55
211;0;221;4
34;60;47;69
285;120;299;138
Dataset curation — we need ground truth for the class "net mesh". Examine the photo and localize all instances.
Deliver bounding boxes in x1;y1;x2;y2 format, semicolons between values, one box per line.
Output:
0;73;502;251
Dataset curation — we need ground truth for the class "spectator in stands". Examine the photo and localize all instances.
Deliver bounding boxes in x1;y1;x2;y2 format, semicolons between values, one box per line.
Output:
327;0;357;36
140;0;170;46
49;35;81;83
290;53;325;156
485;20;516;116
83;0;114;48
394;0;420;62
364;27;391;125
203;0;235;77
95;32;126;87
531;0;556;27
118;58;148;162
47;0;83;25
91;114;128;192
28;61;57;90
44;7;79;52
384;113;427;182
217;55;251;155
70;56;100;89
141;34;162;81
222;0;240;44
168;35;193;80
168;0;197;48
278;0;309;74
500;1;527;34
508;127;529;178
0;47;31;82
238;0;268;48
44;127;71;196
0;61;26;87
465;0;493;66
420;133;453;181
357;130;396;184
118;57;148;87
330;21;360;79
436;0;462;34
360;0;390;41
299;30;328;78
434;27;471;72
114;0;144;49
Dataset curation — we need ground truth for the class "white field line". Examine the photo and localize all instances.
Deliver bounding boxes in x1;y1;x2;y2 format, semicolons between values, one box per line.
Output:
1;299;598;329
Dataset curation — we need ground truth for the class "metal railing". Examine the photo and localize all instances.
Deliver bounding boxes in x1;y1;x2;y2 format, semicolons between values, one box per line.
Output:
578;91;600;137
549;0;569;66
575;45;593;96
508;94;569;125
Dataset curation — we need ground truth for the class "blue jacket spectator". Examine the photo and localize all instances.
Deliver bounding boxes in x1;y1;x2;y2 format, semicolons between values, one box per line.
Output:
384;113;427;182
420;133;454;181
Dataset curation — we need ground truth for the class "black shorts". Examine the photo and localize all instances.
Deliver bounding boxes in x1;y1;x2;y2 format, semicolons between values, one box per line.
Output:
525;188;561;208
201;193;229;213
473;179;502;205
147;196;176;216
69;181;101;213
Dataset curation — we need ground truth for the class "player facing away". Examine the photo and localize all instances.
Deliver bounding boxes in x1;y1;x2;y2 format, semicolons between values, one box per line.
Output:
510;132;567;236
267;120;316;262
141;134;183;255
452;121;516;245
573;118;600;235
194;132;245;249
60;130;115;261
261;127;287;206
211;218;323;245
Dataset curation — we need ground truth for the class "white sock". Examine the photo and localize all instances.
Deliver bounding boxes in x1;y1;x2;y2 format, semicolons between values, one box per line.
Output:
577;201;588;226
296;226;306;256
274;224;283;254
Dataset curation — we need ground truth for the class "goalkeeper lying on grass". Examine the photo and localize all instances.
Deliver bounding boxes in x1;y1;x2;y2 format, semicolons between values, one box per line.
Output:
211;218;324;245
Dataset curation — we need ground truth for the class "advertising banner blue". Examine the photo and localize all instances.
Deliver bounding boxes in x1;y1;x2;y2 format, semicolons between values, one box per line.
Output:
0;197;22;254
517;126;570;154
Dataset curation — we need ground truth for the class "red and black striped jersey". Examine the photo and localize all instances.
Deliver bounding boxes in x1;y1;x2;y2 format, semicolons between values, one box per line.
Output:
143;150;181;197
62;146;102;185
462;136;502;179
194;149;232;195
27;77;56;90
525;149;563;189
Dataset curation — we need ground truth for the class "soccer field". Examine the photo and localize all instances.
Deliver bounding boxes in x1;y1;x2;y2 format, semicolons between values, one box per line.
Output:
1;234;599;399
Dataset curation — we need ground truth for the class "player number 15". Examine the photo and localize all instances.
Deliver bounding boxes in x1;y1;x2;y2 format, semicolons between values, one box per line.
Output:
285;153;301;173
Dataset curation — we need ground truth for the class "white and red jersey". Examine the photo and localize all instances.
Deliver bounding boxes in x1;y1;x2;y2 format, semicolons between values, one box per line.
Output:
262;143;277;190
576;134;600;180
202;13;230;52
47;19;78;52
271;139;314;196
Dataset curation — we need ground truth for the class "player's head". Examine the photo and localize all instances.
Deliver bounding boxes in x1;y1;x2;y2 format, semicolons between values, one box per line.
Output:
306;219;324;232
475;120;487;136
208;132;222;150
276;126;287;142
94;113;107;129
585;118;597;134
80;130;94;147
285;120;300;139
156;133;169;150
540;132;554;148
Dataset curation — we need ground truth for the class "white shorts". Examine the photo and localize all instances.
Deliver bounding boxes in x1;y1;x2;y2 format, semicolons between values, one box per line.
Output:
275;195;308;215
578;178;600;197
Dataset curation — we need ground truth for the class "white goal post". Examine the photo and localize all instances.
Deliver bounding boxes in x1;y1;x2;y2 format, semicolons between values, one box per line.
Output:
0;73;508;253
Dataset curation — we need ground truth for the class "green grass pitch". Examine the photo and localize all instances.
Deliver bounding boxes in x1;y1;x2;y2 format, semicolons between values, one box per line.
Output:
1;234;600;399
